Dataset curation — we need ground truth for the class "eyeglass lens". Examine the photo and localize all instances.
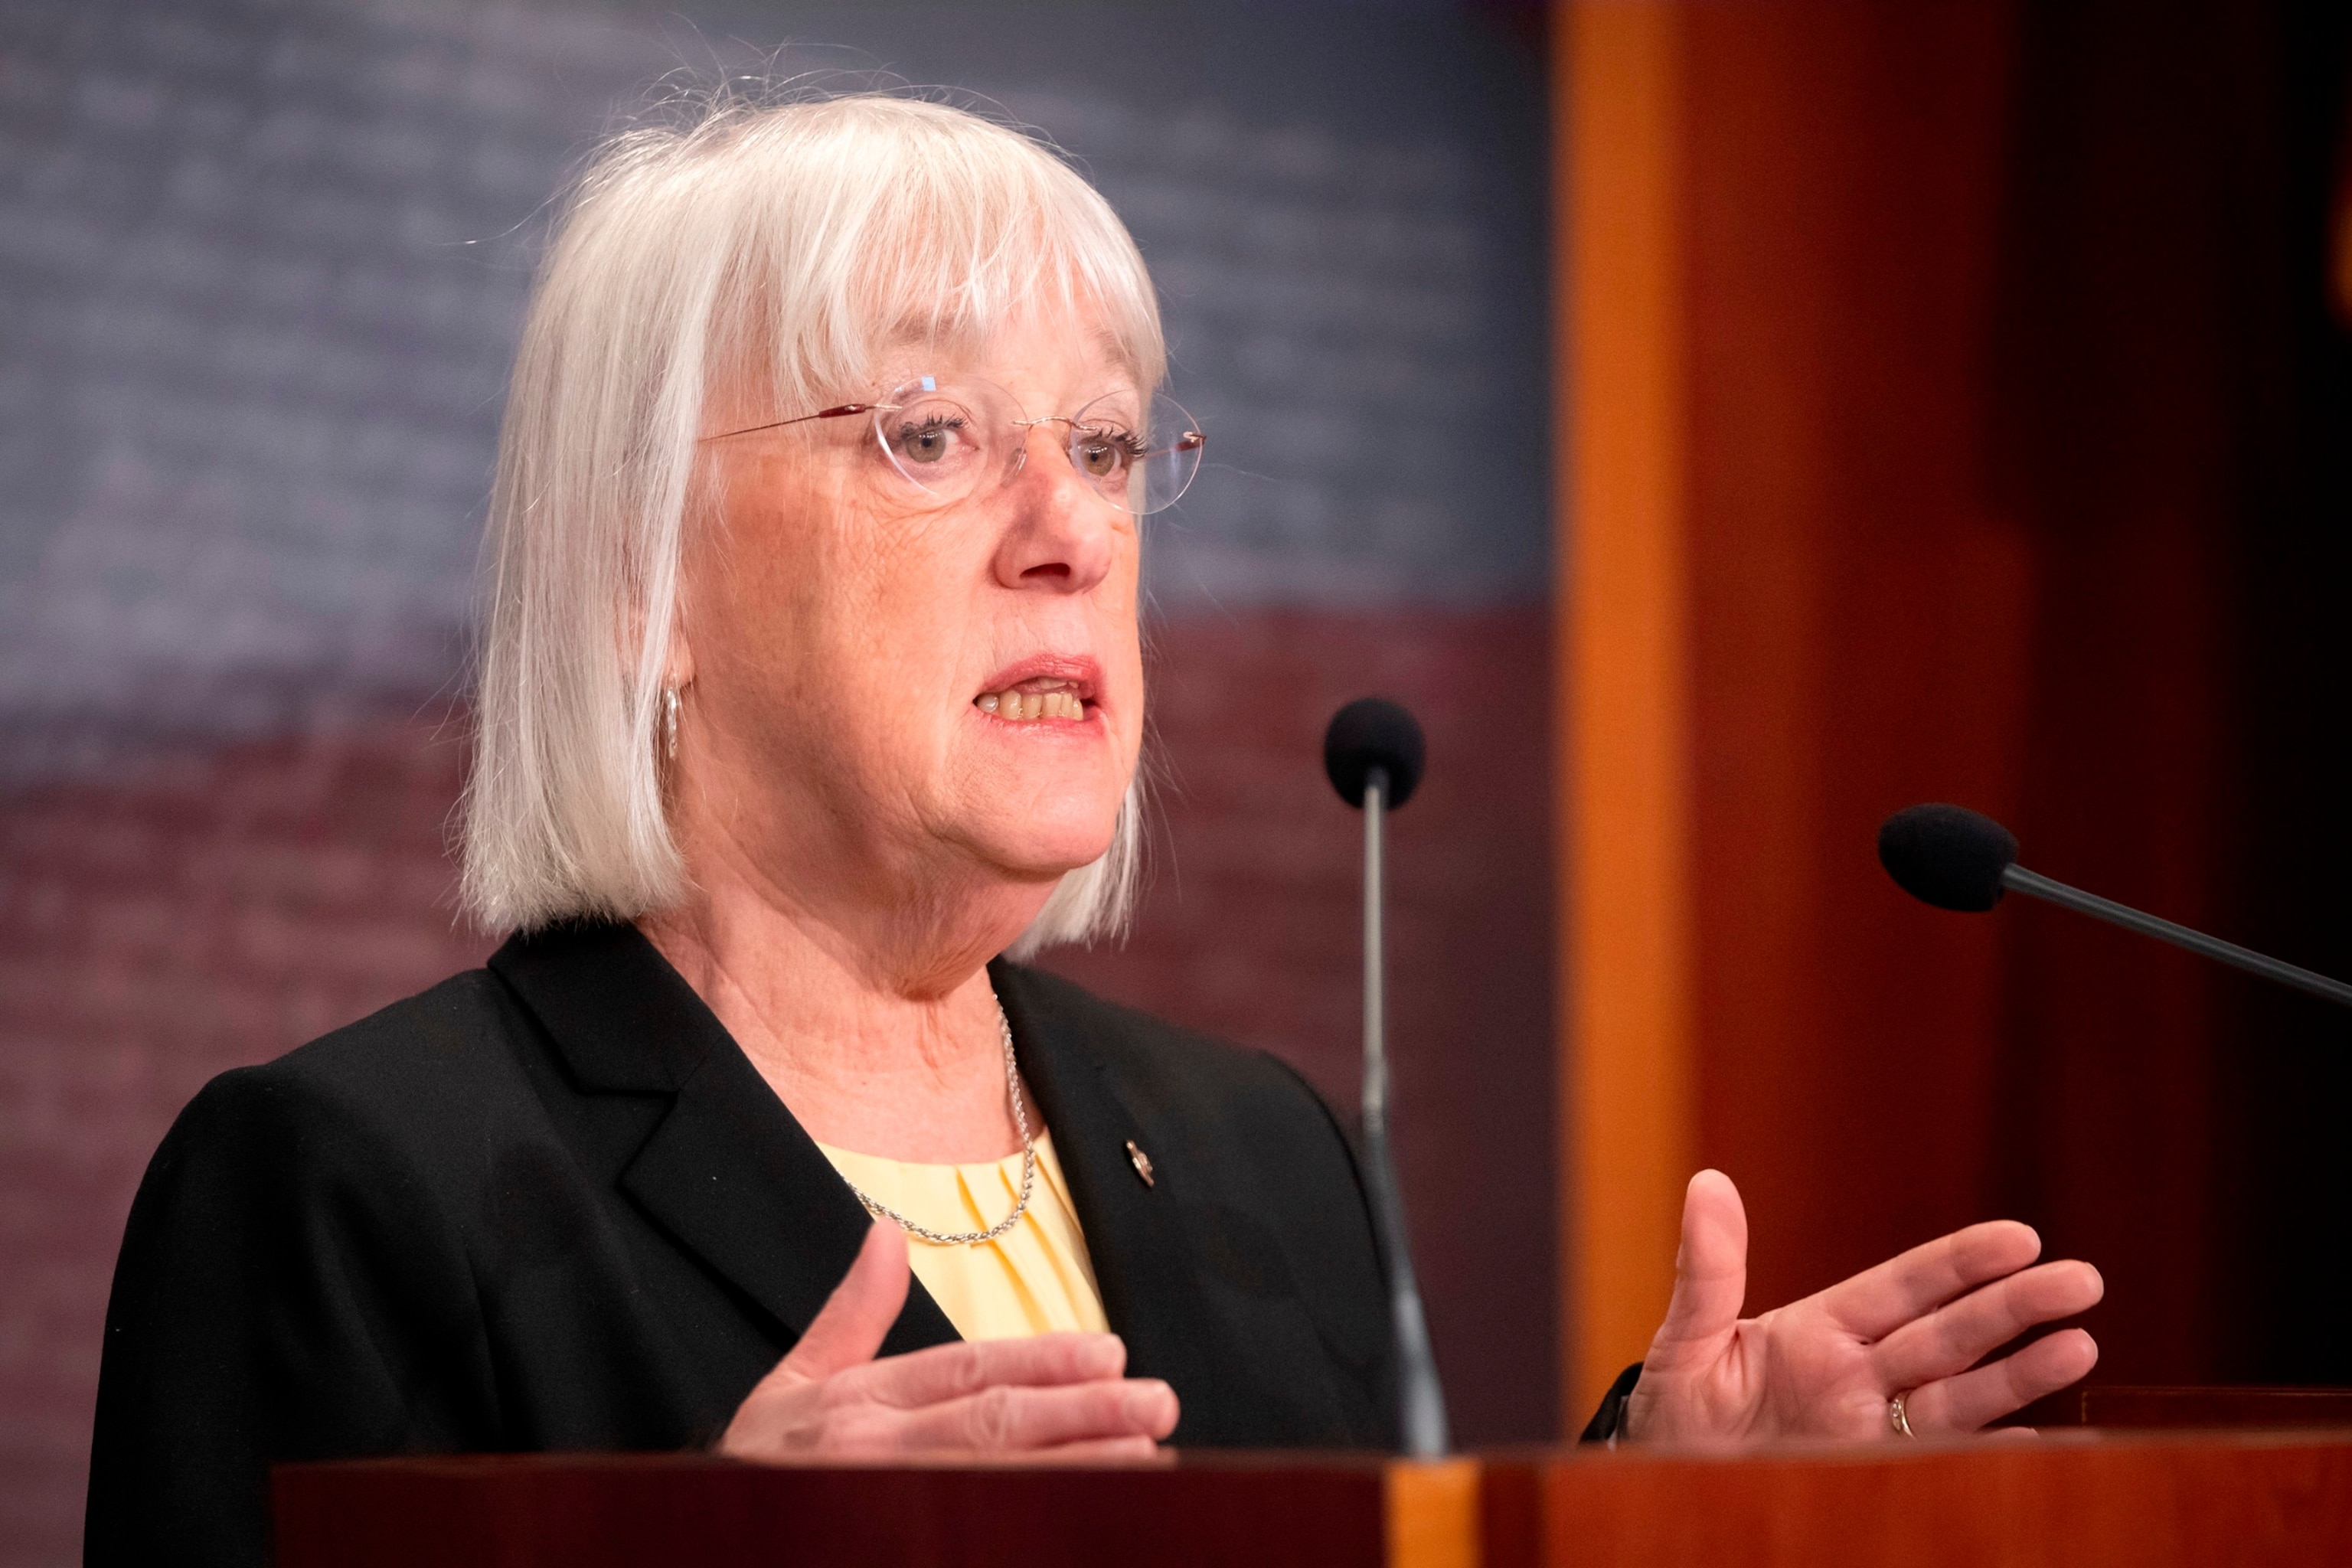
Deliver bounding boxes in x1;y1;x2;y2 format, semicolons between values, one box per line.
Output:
870;377;1204;515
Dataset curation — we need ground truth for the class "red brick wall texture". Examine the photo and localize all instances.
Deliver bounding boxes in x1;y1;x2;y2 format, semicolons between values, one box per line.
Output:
0;607;1552;1566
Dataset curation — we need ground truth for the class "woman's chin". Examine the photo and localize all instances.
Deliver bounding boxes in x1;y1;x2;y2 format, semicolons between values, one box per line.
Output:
961;809;1119;887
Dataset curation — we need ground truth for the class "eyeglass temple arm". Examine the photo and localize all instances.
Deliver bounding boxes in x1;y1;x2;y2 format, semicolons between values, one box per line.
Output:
700;403;887;443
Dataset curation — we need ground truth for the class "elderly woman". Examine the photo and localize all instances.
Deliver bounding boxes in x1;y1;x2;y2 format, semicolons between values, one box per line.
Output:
86;94;2102;1566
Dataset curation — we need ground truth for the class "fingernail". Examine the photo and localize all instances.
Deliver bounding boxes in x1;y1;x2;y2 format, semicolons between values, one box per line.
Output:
1124;1381;1171;1425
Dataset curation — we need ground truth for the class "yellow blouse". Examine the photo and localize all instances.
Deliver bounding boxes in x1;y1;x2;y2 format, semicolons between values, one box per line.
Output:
815;1131;1109;1341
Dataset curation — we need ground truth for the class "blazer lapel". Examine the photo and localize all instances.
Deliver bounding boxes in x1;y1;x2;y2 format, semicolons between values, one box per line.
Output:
990;962;1214;1396
491;923;960;1356
995;962;1376;1446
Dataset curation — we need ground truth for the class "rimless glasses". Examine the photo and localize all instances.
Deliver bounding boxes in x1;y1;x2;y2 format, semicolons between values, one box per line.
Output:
701;374;1206;516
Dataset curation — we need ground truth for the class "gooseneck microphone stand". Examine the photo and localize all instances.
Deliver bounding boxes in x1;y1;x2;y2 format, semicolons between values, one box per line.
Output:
1326;699;1449;1459
1361;766;1450;1457
1878;802;2352;1011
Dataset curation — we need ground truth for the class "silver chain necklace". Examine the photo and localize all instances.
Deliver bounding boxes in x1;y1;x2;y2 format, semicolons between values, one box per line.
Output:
839;998;1036;1247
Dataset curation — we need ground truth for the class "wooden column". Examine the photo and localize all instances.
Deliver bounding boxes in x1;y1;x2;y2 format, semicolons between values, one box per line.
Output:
1552;0;2027;1422
1552;0;2330;1432
1554;0;1695;1420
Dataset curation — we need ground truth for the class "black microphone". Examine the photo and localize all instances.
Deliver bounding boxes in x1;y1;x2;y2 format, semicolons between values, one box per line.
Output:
1878;803;2352;1009
1324;697;1449;1459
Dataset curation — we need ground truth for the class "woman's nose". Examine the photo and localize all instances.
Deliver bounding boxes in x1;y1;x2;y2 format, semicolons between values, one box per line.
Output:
989;426;1119;593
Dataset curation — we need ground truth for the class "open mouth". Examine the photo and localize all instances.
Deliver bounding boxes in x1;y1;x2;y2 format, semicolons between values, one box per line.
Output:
975;675;1093;723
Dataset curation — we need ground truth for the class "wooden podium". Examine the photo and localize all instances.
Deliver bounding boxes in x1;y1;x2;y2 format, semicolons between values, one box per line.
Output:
271;1450;1482;1568
275;1401;2352;1567
1482;1431;2352;1566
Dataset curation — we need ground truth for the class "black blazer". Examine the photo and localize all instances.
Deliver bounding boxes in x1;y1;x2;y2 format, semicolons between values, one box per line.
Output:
84;922;1399;1566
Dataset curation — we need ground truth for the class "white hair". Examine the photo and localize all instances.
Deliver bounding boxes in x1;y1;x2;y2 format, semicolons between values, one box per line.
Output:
459;91;1158;956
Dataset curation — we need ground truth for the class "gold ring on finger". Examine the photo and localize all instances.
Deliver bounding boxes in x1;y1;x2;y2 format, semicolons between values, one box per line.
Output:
1888;1390;1917;1439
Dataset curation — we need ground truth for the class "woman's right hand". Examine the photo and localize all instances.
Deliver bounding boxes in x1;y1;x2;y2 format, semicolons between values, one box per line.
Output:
718;1221;1178;1460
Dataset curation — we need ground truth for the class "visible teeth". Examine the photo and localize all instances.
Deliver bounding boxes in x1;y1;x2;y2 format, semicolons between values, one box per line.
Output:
975;684;1085;722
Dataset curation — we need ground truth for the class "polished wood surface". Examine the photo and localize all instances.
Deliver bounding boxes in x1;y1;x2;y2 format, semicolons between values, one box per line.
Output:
277;1435;2352;1568
271;1452;1477;1568
1483;1432;2352;1567
1547;0;2036;1423
1554;0;1700;1423
1544;0;2352;1423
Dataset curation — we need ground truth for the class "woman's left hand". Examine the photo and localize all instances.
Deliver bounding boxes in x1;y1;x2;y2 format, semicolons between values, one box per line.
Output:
1624;1171;2103;1443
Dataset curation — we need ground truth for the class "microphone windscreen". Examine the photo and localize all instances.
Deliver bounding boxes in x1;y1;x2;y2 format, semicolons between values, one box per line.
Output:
1877;804;2019;912
1325;697;1426;808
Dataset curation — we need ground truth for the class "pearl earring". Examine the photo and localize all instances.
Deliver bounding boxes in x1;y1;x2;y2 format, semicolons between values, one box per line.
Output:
662;685;681;762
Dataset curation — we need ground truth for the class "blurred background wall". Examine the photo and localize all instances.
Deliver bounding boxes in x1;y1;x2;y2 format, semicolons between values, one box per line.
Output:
0;4;1554;1560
